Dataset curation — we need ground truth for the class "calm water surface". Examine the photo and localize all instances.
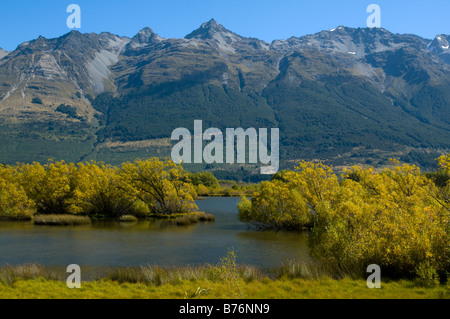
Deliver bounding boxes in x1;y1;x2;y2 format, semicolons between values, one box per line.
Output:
0;197;309;269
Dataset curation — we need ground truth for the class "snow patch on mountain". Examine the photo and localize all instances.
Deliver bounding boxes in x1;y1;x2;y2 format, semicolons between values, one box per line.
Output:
429;34;450;54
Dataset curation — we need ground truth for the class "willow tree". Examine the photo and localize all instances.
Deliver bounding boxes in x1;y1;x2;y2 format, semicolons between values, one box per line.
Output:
69;162;140;218
121;158;197;215
14;161;77;215
0;165;35;219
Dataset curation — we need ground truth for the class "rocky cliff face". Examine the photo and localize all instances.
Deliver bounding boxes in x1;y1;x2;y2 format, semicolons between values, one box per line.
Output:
429;34;450;64
0;31;129;123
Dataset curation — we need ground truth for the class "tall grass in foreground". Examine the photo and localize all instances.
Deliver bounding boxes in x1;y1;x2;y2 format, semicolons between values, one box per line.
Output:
274;260;365;280
107;264;263;287
1;258;448;298
1;276;448;299
0;264;59;284
107;251;262;299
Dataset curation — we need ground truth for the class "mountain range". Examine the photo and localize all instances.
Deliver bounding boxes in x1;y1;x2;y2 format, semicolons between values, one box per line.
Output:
0;19;449;177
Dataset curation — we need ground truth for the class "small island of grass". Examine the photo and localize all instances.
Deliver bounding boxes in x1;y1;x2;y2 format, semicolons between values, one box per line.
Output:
33;215;92;226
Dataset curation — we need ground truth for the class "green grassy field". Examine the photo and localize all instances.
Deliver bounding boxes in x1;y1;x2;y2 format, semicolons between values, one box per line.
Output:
0;277;448;299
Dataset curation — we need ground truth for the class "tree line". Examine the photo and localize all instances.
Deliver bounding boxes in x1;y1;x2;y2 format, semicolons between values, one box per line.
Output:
0;158;198;220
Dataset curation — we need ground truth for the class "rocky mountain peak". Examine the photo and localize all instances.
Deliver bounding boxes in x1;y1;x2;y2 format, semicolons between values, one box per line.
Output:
128;27;163;48
200;18;222;31
62;30;83;38
185;19;239;40
271;26;427;57
429;34;450;53
184;19;244;54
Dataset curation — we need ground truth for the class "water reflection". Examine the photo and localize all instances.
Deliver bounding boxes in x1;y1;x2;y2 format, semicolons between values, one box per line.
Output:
0;197;309;269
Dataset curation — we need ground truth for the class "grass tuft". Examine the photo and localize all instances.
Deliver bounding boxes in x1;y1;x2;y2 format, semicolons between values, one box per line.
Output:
175;212;215;226
274;260;364;280
0;264;59;285
33;215;92;226
119;215;139;223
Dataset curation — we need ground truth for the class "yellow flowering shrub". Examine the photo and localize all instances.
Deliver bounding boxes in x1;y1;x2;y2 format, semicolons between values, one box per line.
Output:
239;180;311;230
14;161;76;215
68;162;141;217
121;158;198;215
310;163;449;277
0;158;201;219
0;166;35;219
239;156;450;279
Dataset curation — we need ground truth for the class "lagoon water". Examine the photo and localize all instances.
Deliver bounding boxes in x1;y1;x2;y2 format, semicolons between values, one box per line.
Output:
0;197;309;270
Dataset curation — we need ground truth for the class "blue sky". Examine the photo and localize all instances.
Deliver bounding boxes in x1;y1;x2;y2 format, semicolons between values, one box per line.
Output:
0;0;449;51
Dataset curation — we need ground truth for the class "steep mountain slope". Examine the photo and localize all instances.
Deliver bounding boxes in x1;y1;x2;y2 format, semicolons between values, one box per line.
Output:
261;27;450;163
0;31;130;163
114;19;279;94
0;20;449;172
0;31;130;118
0;48;9;60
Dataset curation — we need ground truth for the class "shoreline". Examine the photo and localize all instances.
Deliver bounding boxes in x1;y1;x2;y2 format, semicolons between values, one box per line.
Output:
0;211;216;224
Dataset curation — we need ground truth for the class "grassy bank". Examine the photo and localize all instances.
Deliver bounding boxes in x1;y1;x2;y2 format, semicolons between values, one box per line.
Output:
0;277;448;299
0;264;448;299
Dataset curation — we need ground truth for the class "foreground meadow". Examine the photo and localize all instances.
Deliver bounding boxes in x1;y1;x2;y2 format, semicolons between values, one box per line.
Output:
1;277;448;299
0;261;448;299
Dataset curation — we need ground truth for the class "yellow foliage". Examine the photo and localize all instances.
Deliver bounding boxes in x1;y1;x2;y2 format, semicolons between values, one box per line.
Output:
121;158;198;215
0;166;35;219
239;157;450;278
0;158;201;219
438;154;450;173
197;184;210;196
68;162;139;217
241;180;311;230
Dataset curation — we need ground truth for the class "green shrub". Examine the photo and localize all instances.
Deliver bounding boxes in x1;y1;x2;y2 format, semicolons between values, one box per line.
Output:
31;97;42;104
415;262;441;287
189;172;219;187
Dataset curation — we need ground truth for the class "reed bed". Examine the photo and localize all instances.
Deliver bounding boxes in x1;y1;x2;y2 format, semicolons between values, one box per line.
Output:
119;215;139;222
175;212;215;226
107;264;263;286
0;264;59;284
33;215;92;226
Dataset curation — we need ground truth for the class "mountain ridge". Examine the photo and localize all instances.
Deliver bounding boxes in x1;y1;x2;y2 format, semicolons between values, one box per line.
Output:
0;20;449;173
